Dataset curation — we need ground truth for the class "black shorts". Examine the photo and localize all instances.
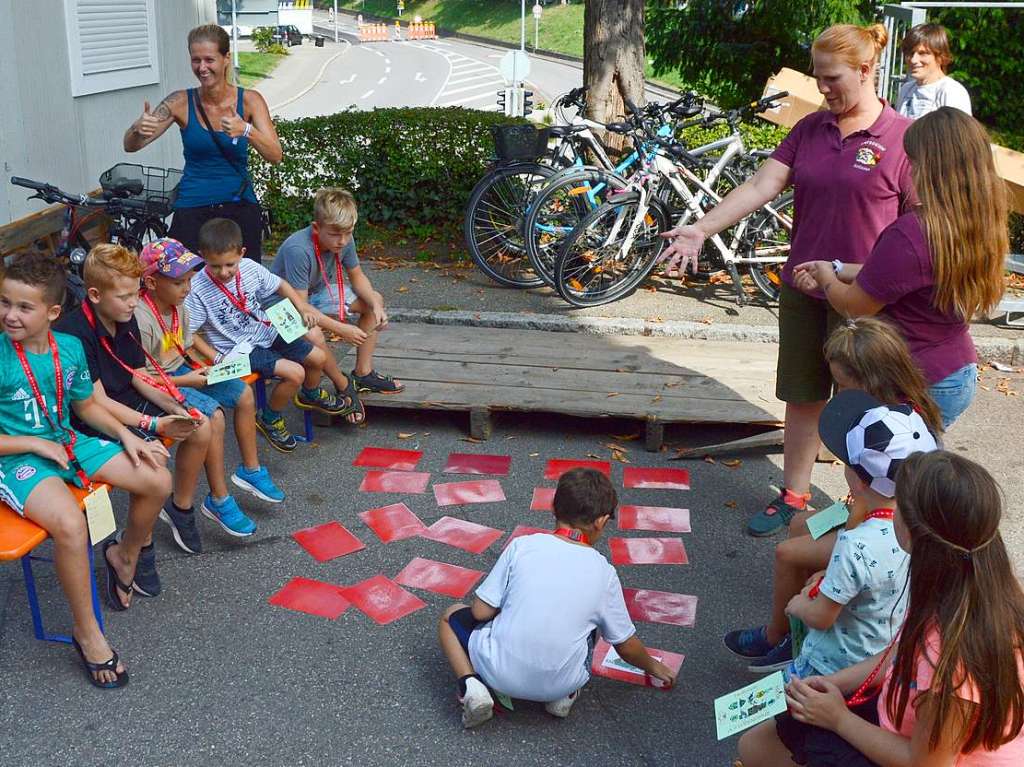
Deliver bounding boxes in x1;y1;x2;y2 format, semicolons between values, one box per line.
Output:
776;693;880;767
170;200;263;263
448;607;484;656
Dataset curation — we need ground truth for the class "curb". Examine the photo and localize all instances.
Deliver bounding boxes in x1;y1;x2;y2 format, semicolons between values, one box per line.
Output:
387;308;1024;366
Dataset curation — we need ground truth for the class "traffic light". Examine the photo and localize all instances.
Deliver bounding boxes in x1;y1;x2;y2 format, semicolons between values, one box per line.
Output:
522;90;534;117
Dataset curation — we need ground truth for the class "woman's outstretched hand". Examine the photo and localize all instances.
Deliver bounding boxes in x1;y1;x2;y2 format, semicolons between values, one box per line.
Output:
659;225;706;277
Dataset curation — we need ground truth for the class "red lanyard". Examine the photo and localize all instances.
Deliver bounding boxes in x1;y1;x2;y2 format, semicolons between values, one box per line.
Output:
312;229;346;322
209;270;271;326
80;302;189;408
139;292;199;368
554;527;590;546
846;641;896;707
12;334;92;490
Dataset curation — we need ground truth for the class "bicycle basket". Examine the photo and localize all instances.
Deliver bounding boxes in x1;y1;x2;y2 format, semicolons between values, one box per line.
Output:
491;125;551;162
99;163;183;217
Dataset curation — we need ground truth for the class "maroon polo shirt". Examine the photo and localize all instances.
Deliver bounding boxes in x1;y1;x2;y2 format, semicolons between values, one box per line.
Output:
856;212;975;384
771;105;915;291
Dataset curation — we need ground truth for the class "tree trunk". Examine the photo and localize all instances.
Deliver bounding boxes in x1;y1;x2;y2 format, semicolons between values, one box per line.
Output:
583;0;646;151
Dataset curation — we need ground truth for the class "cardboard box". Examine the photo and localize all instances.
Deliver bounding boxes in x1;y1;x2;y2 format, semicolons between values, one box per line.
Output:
759;68;1024;213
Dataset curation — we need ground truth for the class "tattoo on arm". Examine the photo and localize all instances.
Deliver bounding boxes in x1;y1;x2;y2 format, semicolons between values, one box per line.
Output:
154;91;184;122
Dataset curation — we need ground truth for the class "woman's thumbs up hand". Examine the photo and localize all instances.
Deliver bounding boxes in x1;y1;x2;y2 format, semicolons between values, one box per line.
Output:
220;106;247;138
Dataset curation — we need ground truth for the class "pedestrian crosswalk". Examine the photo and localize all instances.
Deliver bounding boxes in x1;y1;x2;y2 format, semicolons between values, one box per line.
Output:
414;42;504;112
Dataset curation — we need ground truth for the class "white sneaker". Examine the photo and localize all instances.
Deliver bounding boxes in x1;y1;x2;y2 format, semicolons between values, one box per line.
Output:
459;677;494;729
544;689;580;718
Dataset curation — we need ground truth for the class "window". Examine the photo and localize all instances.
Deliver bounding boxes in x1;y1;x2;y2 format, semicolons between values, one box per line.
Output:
64;0;160;97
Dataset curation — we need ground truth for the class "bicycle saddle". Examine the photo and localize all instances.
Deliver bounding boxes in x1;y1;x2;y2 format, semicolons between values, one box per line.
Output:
548;124;589;138
105;177;144;198
605;122;633;134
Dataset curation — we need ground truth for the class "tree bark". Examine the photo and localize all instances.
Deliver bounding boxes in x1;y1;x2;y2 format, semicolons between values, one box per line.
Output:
583;0;646;151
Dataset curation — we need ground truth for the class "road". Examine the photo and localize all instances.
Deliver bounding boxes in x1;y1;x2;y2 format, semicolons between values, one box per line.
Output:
271;11;672;119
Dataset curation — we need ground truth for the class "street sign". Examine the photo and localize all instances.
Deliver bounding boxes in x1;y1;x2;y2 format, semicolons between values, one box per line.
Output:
533;3;543;19
499;49;531;84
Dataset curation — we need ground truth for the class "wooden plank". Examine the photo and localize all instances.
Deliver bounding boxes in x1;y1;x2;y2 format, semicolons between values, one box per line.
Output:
669;428;785;459
0;191;109;256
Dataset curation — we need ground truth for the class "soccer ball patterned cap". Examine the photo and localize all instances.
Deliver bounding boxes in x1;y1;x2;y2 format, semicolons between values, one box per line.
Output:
818;389;938;498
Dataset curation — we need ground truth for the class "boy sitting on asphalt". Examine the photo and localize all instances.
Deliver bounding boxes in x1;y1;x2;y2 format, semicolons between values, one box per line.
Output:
135;238;285;554
271;187;403;426
725;389;938;681
185;217;348;452
438;468;676;728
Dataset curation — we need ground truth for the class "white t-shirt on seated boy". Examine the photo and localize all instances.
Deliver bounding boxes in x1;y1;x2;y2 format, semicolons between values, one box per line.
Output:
469;532;635;701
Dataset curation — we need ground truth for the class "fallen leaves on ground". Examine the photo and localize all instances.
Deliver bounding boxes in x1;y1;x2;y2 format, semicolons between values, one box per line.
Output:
397;432;417;440
603;442;630;453
722;459;742;468
651;394;663;403
396;286;410;293
606;392;620;398
724;500;738;509
460;437;483;443
611;433;640;441
698;315;714;325
529;452;539;457
703;456;716;464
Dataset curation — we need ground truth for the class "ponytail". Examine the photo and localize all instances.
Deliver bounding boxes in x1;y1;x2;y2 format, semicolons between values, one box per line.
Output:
813;23;889;70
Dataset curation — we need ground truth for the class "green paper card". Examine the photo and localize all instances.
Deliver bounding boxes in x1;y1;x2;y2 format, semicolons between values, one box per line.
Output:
714;671;788;740
266;298;306;343
207;354;251;384
806;500;850;540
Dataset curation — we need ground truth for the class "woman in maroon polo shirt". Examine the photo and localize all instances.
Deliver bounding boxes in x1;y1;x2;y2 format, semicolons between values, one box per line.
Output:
793;107;1008;428
660;23;914;541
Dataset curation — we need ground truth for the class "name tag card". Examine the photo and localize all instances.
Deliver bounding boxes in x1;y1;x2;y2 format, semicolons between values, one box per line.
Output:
266;299;306;343
84;486;116;543
714;671;788;740
806;500;850;540
206;354;252;384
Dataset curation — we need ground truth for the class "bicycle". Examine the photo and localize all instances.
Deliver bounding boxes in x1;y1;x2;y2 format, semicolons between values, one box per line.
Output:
10;163;181;310
553;93;793;308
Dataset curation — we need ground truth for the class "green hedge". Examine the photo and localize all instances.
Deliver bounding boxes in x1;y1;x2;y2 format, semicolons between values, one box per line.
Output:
250;107;522;241
677;119;790;151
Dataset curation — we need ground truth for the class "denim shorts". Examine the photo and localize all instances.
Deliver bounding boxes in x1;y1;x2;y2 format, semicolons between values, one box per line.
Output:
248;334;314;378
172;362;248;416
928;362;977;429
309;281;356;318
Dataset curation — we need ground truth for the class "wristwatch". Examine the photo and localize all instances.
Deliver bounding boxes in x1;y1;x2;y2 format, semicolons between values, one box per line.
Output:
831;259;843;275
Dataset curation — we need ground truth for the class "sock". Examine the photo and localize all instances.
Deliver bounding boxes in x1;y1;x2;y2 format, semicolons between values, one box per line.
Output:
172;502;193;515
458;674;482;698
260;407;282;422
300;386;320;399
212;495;229;504
782;488;811;509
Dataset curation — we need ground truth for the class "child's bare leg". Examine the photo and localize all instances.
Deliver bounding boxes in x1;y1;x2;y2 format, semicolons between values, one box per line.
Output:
93;453;172;608
203;409;229;498
767;532;837;644
300;345;327;390
173;418;212;508
308;326;350;393
268;359;304;412
439;604;476;678
738;720;799;767
234;385;260;470
349;295;382;378
24;478;124;684
788;510;813;539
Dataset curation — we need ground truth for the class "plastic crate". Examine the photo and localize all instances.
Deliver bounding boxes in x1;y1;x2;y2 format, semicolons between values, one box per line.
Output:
99;163;183;217
491;125;551;162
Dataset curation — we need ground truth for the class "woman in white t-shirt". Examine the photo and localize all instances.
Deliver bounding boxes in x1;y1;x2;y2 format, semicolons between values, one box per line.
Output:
896;23;972;118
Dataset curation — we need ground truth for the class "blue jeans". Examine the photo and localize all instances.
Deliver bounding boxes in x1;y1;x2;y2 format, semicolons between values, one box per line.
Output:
929;363;977;429
309;281;356;318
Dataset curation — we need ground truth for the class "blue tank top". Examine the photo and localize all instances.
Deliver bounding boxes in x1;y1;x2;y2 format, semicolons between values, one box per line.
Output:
175;87;257;208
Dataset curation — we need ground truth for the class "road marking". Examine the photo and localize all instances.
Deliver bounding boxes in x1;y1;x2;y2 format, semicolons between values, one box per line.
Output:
385;58;391;64
385;66;391;74
438;91;499;107
269;41;351;112
447;71;496;86
340;74;357;85
414;72;426;82
378;76;387;84
443;81;501;97
361;89;375;99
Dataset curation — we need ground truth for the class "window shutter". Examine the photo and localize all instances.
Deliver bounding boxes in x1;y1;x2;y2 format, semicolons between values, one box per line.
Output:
64;0;161;97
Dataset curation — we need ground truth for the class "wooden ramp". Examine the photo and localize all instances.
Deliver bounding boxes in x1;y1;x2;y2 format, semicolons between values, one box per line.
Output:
353;323;784;450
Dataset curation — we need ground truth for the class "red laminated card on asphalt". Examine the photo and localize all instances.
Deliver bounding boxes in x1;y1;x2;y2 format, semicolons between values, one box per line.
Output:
591;638;684;689
359;470;431;494
340;575;427;625
530;487;555;511
422;517;504;554
292;521;366;562
433;479;506;507
442;453;512;476
353;446;424;471
608;537;688;565
544;458;611;480
359;502;427;543
394;557;484;599
622;467;691;489
622;588;698;627
268;577;351;620
504;525;552;548
618;505;691;533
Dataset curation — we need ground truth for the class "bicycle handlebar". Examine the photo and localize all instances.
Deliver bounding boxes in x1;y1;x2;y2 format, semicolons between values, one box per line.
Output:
10;175;152;214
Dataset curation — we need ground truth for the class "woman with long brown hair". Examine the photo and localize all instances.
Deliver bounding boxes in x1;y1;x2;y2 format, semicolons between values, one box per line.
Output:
738;450;1024;766
122;24;282;263
794;107;1009;428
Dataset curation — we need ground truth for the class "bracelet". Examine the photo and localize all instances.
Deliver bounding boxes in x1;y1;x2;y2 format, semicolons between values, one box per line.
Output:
150;416;159;434
243;122;253;139
138;414;150;432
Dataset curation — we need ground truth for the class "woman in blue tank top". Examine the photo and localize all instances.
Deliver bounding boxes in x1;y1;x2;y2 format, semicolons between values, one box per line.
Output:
122;24;282;263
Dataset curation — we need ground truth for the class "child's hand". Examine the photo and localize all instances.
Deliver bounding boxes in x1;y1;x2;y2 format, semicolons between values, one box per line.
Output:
121;431;169;469
786;677;848;732
648;660;677;688
179;368;209;388
336;324;369;347
301;305;319;329
156;414;199;441
31;437;70;469
370;298;389;330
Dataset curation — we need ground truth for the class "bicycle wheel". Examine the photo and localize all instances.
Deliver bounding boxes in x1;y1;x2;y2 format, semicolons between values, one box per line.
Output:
554;194;670;308
463;162;556;288
524;167;629;287
118;216;169;252
743;192;794;303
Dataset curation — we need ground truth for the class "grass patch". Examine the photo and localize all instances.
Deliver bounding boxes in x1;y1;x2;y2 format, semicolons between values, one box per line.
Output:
236;51;287;88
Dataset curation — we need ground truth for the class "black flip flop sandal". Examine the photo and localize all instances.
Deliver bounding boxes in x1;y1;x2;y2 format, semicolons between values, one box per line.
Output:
72;637;129;689
102;539;134;612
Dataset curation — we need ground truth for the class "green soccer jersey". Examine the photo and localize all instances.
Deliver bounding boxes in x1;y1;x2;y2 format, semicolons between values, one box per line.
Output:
0;332;94;442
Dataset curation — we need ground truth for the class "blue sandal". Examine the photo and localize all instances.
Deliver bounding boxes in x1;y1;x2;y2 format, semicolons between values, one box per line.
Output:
72;637;129;689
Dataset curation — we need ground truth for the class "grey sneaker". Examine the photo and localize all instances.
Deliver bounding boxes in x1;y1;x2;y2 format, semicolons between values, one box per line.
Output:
159;501;202;554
